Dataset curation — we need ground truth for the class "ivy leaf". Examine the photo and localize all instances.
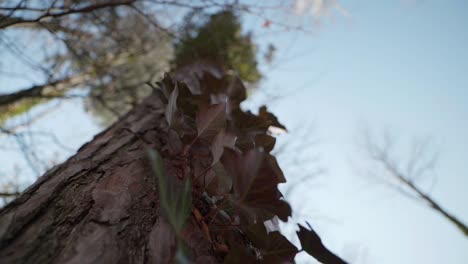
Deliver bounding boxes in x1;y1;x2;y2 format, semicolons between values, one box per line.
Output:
192;157;215;187
254;134;276;153
223;245;257;264
235;133;256;151
222;149;263;200
223;131;237;148
174;60;224;95
211;129;227;166
232;109;270;134
224;74;247;103
221;148;291;223
297;222;347;264
245;222;298;263
259;106;287;133
196;103;226;140
265;154;286;183
207;162;232;194
211;129;237;165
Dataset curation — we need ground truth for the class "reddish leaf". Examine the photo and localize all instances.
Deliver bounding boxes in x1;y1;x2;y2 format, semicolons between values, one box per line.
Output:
245;222;298;263
272;200;291;222
266;154;286;183
232;109;270;134
223;245;257;264
222;149;263;200
147;218;177;264
224;75;247;105
174;60;224;95
206;162;232;195
297;223;347;264
223;131;237;149
221;149;291;223
263;20;272;28
211;129;237;165
235;133;256;151
192;158;214;188
259;106;287;132
196;103;226;140
254;134;276;153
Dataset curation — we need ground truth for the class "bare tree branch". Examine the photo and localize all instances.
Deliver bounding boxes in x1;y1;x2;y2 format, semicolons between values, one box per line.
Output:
0;191;20;198
0;74;89;107
0;0;137;29
358;129;468;236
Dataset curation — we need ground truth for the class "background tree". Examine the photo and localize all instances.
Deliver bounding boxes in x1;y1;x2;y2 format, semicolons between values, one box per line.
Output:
356;128;468;236
0;0;287;192
174;9;261;84
0;1;270;126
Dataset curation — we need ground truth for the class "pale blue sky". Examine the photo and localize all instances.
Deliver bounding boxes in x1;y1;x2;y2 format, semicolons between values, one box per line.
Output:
245;1;468;263
0;1;467;263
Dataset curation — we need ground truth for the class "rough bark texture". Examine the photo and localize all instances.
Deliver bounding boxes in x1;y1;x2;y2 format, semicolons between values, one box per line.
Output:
0;93;218;263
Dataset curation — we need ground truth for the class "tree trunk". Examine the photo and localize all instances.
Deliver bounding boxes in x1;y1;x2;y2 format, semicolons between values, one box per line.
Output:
0;92;218;263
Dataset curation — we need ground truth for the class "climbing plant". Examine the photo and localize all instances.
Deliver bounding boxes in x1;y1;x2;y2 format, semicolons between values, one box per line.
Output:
148;62;346;263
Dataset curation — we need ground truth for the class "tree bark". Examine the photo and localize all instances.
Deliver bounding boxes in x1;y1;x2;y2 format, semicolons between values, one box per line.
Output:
0;92;219;263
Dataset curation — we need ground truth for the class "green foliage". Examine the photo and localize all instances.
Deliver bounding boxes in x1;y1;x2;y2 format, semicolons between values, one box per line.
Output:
0;98;43;125
1;8;261;128
148;148;192;234
174;10;261;84
69;11;174;126
148;148;193;263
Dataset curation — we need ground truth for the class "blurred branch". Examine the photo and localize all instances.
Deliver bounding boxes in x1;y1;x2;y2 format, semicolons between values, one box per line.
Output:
0;74;89;107
275;123;325;198
359;128;468;237
0;0;137;29
0;191;20;198
0;100;73;176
